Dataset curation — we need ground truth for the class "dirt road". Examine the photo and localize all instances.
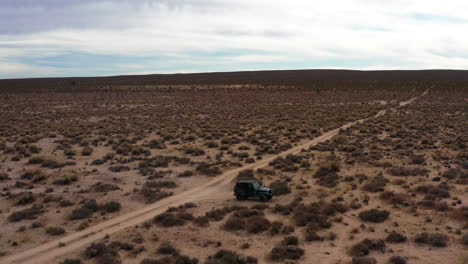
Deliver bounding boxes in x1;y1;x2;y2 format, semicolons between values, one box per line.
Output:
1;90;428;264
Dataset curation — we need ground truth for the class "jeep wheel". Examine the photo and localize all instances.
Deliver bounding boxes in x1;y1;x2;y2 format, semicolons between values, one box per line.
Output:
236;194;247;201
259;194;268;202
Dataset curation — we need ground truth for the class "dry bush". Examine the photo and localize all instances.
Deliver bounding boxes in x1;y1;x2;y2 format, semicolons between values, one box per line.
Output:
45;226;65;236
414;233;448;247
0;172;10;181
153;212;194;227
362;173;387;193
313;160;340;187
101;201;121;213
349;238;386;256
196;162;221;176
352;257;377;264
244;216;271;234
269;180;290;195
269;245;304;261
61;259;82;264
415;184;450;198
358;209;390;223
157;242;178;255
223;216;245;231
386;232;407;243
140;187;172;204
281;236;299;246
389;256;407;264
205;249;257;264
8;204;45;222
387;166;428;177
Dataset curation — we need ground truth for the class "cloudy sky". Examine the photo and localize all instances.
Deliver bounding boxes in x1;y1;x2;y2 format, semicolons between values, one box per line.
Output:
0;0;467;78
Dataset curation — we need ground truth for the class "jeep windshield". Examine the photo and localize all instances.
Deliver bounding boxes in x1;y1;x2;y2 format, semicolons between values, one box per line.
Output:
252;181;260;189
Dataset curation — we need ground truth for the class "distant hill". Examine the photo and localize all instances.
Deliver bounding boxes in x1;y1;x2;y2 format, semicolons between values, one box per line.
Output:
1;69;467;92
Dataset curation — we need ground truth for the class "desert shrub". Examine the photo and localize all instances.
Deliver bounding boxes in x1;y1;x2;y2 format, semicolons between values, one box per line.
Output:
233;209;263;218
244;158;255;163
461;233;468;245
101;201;121;213
205;208;231;221
206;141;218;148
28;156;45;164
184;147;205;156
313;165;339;188
379;191;411;206
205;249;257;264
109;165;130;173
269;180;290;195
389;256;407;264
178;170;194;177
293;202;333;228
415;184;450;198
414;232;448;247
305;226;323;242
193;216;209;227
140;188;172;204
64;148;76;157
8;204;45;222
53;175;78;185
85;243;110;258
82;199;99;212
237;169;254;179
14;191;36;205
387;166;428;177
21;170;46;182
70;207;93;220
410;155;425;165
269;155;300;171
442;168;461;180
0;172;10;181
96;254;121;264
256;168;275;175
91;182;120;192
349;239;385;256
145;180;177;189
140;259;159;264
224;216;245;231
362;173;387;193
82;147;94;156
61;259;82;264
245;216;271;233
269;245;304;261
142;254;197;264
251;204;269;211
148;139;165;149
91;159;104;165
153;212;193;227
352;257;377;264
157;242;178;255
282;236;299;246
358;209;390;223
59;200;74;208
196;162;221;176
270;221;283;235
386;232;407;243
46;226;65;236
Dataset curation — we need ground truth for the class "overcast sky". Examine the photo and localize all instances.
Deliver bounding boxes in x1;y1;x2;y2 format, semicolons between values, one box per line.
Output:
0;0;467;78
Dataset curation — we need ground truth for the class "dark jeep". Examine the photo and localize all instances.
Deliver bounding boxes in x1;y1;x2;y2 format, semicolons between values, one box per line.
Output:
234;179;272;201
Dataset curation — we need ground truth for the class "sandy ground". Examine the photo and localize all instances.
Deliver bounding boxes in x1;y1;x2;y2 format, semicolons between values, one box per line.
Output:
0;91;438;264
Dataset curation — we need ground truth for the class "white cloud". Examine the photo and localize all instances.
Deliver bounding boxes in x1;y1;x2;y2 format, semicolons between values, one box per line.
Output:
1;0;467;77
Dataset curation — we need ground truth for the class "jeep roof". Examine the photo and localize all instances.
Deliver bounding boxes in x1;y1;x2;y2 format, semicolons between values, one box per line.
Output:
236;179;259;184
